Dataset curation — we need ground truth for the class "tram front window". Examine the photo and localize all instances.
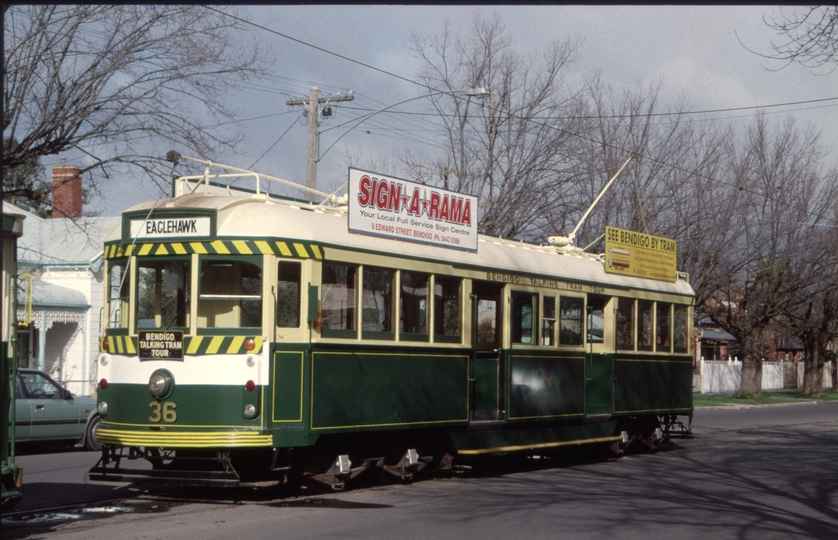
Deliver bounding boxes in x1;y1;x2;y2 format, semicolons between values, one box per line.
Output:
198;258;262;329
108;260;130;328
137;260;190;329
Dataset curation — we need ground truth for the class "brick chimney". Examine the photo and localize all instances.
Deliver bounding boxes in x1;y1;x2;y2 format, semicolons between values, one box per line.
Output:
51;165;84;218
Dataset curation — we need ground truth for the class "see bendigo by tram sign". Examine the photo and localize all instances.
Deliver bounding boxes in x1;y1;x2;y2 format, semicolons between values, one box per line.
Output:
348;168;479;252
605;226;678;282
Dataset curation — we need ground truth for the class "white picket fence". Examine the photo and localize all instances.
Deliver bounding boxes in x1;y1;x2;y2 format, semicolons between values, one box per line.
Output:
696;357;834;394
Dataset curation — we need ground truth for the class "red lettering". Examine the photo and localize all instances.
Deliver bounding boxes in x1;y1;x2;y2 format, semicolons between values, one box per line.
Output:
375;179;389;209
450;198;463;224
408;189;421;216
429;192;441;219
387;182;402;212
358;175;372;207
439;195;450;221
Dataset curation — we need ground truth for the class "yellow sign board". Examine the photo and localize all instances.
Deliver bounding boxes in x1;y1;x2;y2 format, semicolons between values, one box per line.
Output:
604;226;677;282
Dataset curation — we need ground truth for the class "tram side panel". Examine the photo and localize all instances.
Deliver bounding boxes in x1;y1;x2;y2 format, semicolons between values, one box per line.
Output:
613;355;693;414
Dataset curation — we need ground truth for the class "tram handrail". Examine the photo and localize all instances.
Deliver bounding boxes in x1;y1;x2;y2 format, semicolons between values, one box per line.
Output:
166;151;348;213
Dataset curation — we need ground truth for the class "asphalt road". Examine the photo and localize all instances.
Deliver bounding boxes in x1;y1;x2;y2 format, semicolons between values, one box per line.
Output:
4;402;837;540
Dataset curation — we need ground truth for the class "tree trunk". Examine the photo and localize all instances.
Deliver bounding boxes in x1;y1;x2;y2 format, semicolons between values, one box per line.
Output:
740;354;762;397
801;335;825;396
738;331;763;397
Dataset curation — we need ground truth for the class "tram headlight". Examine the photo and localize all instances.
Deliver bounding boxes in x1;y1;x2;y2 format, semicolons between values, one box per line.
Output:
243;404;257;418
148;369;175;399
97;401;108;415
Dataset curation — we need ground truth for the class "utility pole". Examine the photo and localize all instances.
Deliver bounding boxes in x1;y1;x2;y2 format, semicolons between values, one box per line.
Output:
287;86;354;201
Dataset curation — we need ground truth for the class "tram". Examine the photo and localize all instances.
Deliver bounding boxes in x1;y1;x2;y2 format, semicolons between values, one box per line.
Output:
2;212;25;508
90;155;694;489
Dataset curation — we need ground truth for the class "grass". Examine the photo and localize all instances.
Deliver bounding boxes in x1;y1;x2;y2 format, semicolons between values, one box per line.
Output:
693;389;838;408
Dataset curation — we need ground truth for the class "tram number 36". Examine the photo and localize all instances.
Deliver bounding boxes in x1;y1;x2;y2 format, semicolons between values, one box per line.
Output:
148;401;178;423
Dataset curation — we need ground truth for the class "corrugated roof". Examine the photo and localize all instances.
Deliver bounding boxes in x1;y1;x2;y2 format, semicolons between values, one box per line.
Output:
17;279;89;308
3;201;120;267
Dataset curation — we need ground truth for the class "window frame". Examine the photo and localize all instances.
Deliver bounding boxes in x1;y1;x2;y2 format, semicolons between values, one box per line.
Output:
196;255;263;333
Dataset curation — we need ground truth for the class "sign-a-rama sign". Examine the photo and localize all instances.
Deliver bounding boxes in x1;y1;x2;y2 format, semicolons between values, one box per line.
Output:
347;168;479;252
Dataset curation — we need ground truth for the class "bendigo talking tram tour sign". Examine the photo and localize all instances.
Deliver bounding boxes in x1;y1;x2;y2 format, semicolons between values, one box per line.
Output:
604;225;678;282
348;168;479;252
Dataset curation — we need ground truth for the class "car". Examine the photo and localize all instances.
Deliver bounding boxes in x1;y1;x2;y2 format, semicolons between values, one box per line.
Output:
15;368;101;451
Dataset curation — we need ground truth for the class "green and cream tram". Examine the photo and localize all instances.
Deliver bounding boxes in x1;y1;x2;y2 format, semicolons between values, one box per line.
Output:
91;158;694;488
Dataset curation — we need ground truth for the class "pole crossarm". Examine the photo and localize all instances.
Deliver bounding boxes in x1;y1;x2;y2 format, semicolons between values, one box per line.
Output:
284;85;488;199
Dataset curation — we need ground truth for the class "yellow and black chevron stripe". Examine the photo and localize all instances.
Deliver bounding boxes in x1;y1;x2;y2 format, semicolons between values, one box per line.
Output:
102;335;264;355
104;239;322;260
102;335;137;354
185;336;264;355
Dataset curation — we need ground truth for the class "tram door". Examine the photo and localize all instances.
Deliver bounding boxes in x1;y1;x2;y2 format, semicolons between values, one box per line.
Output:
585;295;614;417
471;281;504;422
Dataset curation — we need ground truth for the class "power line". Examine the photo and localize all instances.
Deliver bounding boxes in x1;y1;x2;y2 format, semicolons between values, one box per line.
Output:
202;5;430;92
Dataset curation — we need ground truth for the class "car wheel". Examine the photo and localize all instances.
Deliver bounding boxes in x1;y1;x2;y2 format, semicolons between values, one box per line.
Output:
84;415;102;451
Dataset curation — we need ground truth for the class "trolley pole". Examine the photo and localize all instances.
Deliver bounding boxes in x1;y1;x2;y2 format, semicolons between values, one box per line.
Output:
287;86;354;201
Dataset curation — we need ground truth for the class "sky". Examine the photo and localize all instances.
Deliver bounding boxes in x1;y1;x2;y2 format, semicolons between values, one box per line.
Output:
72;5;838;216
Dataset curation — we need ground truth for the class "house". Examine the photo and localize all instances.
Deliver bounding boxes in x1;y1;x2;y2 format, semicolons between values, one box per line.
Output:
4;165;120;397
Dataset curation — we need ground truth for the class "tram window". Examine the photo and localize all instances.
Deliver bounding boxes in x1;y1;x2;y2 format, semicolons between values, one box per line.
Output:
616;297;634;350
638;300;653;350
559;297;583;346
198;259;262;329
400;272;429;337
511;291;538;345
137;260;190;329
656;302;671;352
674;305;688;352
434;276;461;341
321;262;357;334
277;261;301;328
542;296;556;346
587;295;608;344
108;260;130;328
362;266;395;336
473;282;501;348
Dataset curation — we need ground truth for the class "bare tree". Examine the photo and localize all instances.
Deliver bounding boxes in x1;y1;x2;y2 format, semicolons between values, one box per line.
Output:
702;114;832;397
784;180;838;395
747;6;838;73
405;13;584;239
3;5;269;208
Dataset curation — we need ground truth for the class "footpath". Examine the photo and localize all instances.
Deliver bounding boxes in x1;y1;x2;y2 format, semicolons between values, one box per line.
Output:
693;390;838;409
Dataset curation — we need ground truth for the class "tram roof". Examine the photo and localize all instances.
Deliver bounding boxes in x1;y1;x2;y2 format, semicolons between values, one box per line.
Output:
113;193;694;298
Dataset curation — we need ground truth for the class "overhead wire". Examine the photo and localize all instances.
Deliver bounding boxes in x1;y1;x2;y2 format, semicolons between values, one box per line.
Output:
204;6;837;227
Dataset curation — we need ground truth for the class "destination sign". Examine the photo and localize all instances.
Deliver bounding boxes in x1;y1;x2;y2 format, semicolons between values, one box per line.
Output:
139;331;184;361
604;226;677;282
129;216;212;240
348;168;479;252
